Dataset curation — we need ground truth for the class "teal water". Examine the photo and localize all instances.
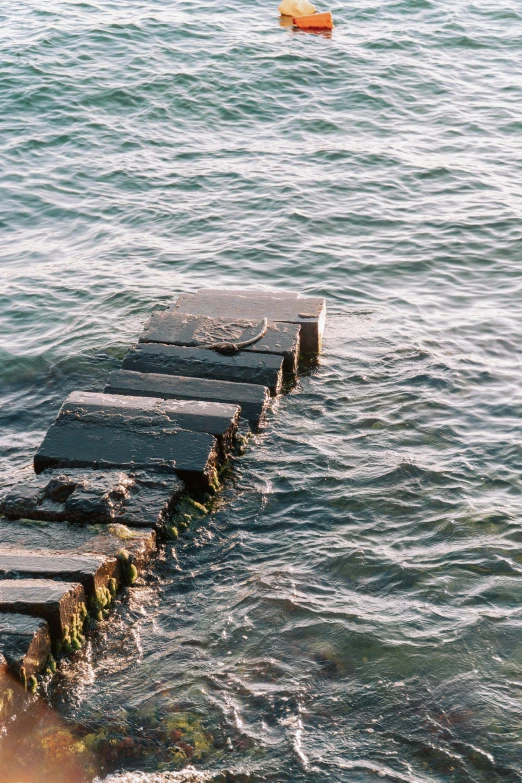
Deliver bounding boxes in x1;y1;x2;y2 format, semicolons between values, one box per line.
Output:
1;0;522;780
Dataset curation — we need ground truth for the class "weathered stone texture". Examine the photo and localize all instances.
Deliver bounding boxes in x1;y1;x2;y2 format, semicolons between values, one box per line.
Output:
0;613;51;677
0;579;85;639
174;289;326;354
0;551;119;595
122;342;283;396
140;312;300;373
34;421;218;490
105;369;269;429
0;518;156;576
1;469;182;528
59;391;239;460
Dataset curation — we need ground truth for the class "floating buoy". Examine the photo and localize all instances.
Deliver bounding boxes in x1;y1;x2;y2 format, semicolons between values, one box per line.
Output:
278;0;316;17
293;10;333;29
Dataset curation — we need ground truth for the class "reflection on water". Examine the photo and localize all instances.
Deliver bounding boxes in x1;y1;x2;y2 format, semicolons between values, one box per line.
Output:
0;671;95;782
1;0;522;780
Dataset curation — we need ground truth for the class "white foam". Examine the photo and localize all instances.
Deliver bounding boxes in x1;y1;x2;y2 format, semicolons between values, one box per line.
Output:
97;767;218;783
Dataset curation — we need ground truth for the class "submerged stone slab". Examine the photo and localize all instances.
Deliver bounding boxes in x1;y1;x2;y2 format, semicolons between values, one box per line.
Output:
58;390;239;461
1;469;182;528
122;342;283;396
140;311;300;373
0;613;51;678
174;289;326;355
0;580;85;640
105;369;269;429
0;551;119;595
34;420;218;491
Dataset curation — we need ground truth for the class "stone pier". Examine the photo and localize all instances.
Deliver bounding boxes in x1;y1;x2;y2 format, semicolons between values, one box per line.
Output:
0;288;325;701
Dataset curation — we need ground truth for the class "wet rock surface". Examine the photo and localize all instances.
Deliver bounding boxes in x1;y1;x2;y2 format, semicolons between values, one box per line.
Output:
140;311;300;373
0;579;85;639
105;369;269;429
0;613;51;677
0;519;157;574
0;551;119;595
34;420;218;490
59;391;240;460
0;286;321;767
122;342;283;395
0;469;182;528
174;289;326;354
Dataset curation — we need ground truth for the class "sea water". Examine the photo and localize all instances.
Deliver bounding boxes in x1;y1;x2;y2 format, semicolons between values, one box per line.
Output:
1;0;522;780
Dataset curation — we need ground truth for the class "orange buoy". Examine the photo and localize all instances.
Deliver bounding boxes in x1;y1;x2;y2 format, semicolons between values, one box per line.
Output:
293;10;333;29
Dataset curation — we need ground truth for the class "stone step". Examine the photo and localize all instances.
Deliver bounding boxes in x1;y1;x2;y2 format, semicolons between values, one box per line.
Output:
58;390;239;461
140;311;300;374
0;613;51;679
105;369;269;430
122;342;283;396
34;420;219;491
0;579;85;640
174;289;326;355
0;551;119;595
0;517;156;579
77;525;156;574
0;468;181;529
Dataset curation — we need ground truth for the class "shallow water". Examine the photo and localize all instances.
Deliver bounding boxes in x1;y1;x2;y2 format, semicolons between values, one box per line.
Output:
1;0;522;780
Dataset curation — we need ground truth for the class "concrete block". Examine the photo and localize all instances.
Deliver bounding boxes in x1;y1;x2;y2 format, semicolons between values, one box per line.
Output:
0;552;119;596
0;518;156;579
79;525;156;574
58;390;239;461
0;580;85;640
34;420;218;491
0;613;51;678
174;289;326;355
105;369;269;429
140;312;300;373
122;342;283;396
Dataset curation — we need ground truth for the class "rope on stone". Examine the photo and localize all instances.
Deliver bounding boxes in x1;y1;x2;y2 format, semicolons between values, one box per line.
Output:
196;318;268;355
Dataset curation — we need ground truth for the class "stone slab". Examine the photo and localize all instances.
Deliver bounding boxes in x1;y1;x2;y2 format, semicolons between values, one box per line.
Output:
59;390;239;461
0;518;156;576
0;580;85;640
0;613;51;678
105;369;269;430
140;312;300;373
0;551;119;595
0;469;181;529
174;289;326;355
122;342;283;396
79;525;156;573
34;420;219;491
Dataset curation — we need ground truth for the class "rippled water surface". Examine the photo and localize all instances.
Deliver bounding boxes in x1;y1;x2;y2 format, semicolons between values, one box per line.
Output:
1;0;522;780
